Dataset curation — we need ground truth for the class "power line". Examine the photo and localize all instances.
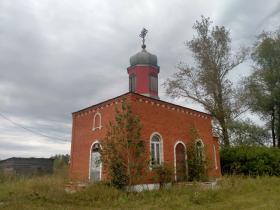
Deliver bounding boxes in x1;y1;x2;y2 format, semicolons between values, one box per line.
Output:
0;112;68;142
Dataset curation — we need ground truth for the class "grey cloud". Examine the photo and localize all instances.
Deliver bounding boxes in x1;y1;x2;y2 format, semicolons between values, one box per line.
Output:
0;140;70;159
216;0;280;42
0;0;279;159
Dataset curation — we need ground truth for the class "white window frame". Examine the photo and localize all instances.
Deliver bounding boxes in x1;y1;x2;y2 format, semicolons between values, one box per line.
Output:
92;112;102;131
88;140;102;181
150;132;164;168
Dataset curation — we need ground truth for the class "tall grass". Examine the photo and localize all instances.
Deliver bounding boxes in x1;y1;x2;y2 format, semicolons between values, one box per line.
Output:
0;173;280;210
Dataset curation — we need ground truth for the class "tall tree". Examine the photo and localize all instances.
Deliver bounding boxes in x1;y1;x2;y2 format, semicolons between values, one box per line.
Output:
101;100;147;189
243;30;280;147
165;16;247;146
229;119;270;146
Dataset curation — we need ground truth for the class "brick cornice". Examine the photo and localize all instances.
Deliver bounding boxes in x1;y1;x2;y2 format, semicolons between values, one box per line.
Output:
72;92;212;119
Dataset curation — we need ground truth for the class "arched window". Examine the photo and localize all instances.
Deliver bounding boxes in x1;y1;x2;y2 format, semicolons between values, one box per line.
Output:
150;133;163;167
92;112;102;131
195;140;204;164
89;142;102;181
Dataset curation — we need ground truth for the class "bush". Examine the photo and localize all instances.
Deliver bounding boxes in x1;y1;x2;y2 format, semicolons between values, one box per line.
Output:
154;164;173;188
184;127;209;181
109;160;128;190
221;146;280;176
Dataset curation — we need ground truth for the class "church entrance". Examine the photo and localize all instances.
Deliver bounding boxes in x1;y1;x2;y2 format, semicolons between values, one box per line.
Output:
175;142;187;182
90;142;101;182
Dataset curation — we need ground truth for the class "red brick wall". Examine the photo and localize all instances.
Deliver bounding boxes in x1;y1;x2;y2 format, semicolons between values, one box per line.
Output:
129;94;221;179
127;65;159;97
70;99;122;181
70;93;221;182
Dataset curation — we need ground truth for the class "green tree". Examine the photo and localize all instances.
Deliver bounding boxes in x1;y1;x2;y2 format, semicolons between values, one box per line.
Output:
101;100;147;189
165;16;247;147
243;29;280;147
51;154;70;167
186;127;208;181
229;119;270;146
51;154;70;177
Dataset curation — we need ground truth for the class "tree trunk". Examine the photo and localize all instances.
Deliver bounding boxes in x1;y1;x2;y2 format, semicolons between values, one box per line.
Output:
216;78;230;147
271;108;276;147
220;118;230;147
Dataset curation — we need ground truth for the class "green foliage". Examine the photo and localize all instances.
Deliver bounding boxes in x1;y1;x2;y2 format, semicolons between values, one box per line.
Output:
229;119;270;146
52;154;69;169
186;127;208;181
1;174;280;210
243;29;280;147
221;146;280;176
51;154;70;171
165;16;247;147
101;99;148;189
109;159;128;190
51;154;69;178
153;164;173;188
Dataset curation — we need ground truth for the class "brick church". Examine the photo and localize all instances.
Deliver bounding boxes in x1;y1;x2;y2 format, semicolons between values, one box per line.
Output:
70;31;221;185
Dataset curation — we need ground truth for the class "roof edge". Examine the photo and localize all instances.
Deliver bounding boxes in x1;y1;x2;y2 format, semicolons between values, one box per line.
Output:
72;92;131;114
72;92;212;117
127;64;160;69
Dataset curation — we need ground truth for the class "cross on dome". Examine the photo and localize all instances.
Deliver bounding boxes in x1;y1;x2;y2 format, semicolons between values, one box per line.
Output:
139;28;148;49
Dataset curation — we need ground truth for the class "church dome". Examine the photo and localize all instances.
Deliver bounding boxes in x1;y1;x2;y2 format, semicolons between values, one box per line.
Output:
129;48;158;67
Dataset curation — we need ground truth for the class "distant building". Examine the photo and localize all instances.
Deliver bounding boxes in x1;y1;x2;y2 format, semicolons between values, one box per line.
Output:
0;157;54;176
70;31;221;185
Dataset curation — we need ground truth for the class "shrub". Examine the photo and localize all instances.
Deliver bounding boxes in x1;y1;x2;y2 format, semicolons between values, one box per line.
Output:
154;164;173;188
186;127;209;181
221;146;280;176
109;160;128;189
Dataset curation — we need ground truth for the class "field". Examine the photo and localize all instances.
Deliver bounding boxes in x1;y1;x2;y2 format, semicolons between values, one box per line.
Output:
0;173;280;210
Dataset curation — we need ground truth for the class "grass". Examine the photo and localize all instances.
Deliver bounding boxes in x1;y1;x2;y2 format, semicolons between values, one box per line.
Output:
0;172;280;210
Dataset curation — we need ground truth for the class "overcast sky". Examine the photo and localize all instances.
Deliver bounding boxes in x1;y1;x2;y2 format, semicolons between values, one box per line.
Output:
0;0;279;159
